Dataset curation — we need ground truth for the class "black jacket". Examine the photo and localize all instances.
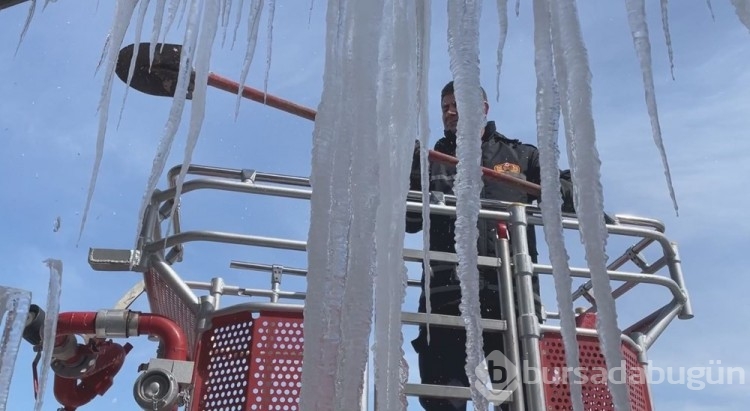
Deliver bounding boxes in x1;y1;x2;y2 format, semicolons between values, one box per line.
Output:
406;121;575;291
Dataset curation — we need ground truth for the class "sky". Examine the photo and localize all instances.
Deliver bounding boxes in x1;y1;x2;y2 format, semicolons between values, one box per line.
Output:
1;0;749;410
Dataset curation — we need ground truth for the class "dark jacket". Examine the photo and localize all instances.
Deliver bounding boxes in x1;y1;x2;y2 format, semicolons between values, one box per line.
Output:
406;121;575;296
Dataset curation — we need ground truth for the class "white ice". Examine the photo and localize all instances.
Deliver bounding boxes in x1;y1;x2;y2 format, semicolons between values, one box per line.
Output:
234;0;264;119
532;0;583;408
263;0;276;103
732;0;750;32
160;0;182;45
659;0;675;80
495;0;508;102
416;0;433;343
78;0;138;245
0;287;31;411
373;2;417;409
625;0;679;216
230;0;245;49
148;0;167;68
15;0;36;55
34;259;63;411
117;0;151;128
446;1;488;408
549;1;629;409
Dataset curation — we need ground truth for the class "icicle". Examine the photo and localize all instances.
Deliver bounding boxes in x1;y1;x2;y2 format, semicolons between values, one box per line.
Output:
231;0;245;49
732;0;750;32
549;1;630;410
624;0;679;215
176;0;189;29
532;0;583;409
117;0;151;129
262;0;277;104
659;0;675;80
15;0;37;55
373;2;417;409
308;0;315;25
161;0;182;45
300;2;353;409
706;0;716;21
220;0;232;47
0;287;31;411
234;0;264;119
416;0;433;345
168;0;222;236
95;33;111;74
515;0;520;16
34;259;63;411
446;0;487;409
495;0;508;102
78;0;139;245
132;0;201;248
149;0;168;68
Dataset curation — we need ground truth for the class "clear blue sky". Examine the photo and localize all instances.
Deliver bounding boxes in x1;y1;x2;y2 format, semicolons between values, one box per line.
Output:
1;1;749;410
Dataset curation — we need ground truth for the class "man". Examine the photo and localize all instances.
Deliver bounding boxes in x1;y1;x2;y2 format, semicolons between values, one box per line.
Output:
406;81;574;411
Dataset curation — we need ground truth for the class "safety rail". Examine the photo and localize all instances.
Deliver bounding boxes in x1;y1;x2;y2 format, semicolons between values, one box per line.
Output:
86;163;692;410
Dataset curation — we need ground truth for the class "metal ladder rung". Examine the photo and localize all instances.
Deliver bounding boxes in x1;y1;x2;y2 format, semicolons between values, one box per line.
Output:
401;312;507;331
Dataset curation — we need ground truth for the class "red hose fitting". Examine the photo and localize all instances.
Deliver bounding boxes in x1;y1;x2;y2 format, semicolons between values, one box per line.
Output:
137;314;189;361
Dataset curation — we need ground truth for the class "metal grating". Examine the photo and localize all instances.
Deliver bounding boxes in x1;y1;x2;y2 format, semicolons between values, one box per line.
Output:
247;311;304;410
539;333;652;411
144;268;198;355
191;311;255;411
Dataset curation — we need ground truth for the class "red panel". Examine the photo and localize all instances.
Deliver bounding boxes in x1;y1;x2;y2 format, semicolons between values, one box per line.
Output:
190;311;256;411
539;333;652;411
247;311;304;410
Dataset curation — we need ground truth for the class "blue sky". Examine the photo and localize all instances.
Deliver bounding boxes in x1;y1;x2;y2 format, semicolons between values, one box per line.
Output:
1;1;749;410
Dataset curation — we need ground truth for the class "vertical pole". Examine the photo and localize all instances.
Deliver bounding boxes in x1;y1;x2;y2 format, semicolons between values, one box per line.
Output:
507;204;546;410
495;231;525;411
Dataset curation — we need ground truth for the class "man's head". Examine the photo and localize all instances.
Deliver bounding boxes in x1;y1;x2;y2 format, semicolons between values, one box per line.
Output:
440;81;489;134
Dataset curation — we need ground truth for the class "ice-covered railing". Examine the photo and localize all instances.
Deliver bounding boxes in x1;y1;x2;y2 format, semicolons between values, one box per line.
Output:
85;162;692;409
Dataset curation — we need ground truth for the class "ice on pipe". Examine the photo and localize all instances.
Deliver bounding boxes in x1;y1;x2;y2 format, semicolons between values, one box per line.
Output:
532;0;583;409
0;287;31;411
446;0;488;408
415;0;433;343
373;2;417;409
548;1;629;409
33;259;63;411
624;0;679;217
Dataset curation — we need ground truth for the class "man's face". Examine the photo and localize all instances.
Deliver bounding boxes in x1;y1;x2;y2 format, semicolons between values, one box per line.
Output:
441;92;489;134
441;93;458;133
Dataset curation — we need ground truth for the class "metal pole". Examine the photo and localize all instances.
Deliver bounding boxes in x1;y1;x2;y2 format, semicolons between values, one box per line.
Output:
496;234;525;411
507;204;546;410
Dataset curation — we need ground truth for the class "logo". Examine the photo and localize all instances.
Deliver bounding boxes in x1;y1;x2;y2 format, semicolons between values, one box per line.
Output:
494;162;521;174
474;350;519;405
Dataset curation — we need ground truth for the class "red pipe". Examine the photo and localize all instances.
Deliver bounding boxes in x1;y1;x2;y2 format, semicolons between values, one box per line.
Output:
51;311;188;410
205;74;543;197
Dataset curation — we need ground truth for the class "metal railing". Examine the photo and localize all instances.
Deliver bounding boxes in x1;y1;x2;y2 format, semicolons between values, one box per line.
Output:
88;163;693;410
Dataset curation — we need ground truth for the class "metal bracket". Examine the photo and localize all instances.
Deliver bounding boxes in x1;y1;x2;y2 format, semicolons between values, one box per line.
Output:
240;168;257;182
627;247;650;271
88;248;143;272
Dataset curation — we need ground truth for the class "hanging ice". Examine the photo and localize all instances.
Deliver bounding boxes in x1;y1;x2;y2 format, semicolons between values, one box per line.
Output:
262;0;276;102
301;1;386;409
495;0;508;101
732;0;750;31
117;0;151;128
15;0;37;54
446;1;488;408
78;0;138;245
373;2;418;409
0;287;31;411
230;0;245;49
234;0;263;118
532;0;583;409
659;0;675;80
33;259;63;411
624;0;679;216
549;1;630;410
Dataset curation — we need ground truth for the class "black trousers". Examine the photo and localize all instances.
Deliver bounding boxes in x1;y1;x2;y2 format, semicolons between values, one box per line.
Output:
411;289;511;411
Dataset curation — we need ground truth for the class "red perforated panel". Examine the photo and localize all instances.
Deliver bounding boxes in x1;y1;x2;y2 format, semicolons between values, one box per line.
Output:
247;311;304;410
539;333;652;411
190;311;255;411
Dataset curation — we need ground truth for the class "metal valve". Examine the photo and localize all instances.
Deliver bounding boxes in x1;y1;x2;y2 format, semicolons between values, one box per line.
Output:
133;368;179;411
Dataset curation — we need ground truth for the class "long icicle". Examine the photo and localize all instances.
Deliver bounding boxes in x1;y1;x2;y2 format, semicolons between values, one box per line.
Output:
659;0;675;80
117;0;151;129
495;0;508;102
415;0;433;345
532;0;583;409
624;0;679;216
549;1;630;410
262;0;277;103
446;0;488;408
15;0;37;55
732;0;750;32
234;0;264;119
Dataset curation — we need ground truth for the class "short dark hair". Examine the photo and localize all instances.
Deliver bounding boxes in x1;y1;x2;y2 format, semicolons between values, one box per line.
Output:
440;81;487;101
